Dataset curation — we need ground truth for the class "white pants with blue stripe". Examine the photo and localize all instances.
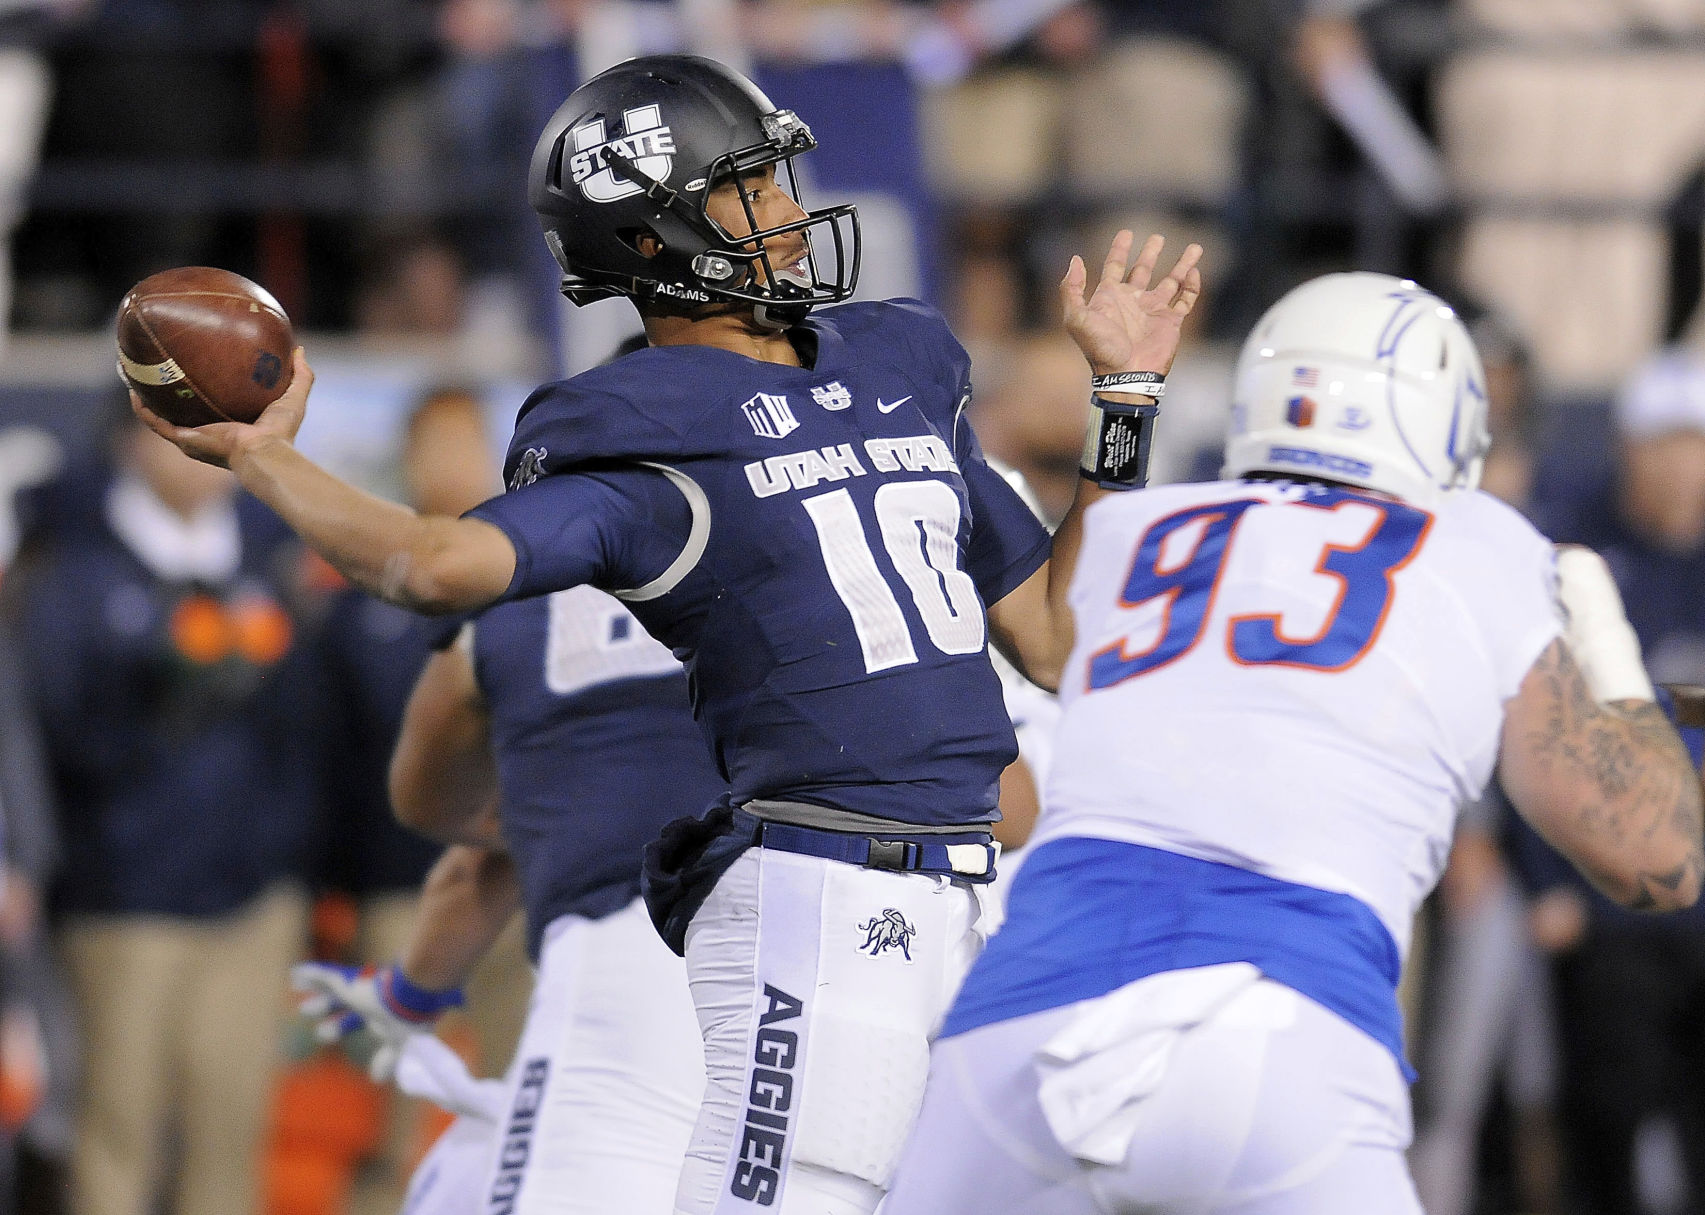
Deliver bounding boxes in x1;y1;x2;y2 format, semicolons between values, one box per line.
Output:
882;964;1419;1215
400;897;705;1215
672;846;994;1215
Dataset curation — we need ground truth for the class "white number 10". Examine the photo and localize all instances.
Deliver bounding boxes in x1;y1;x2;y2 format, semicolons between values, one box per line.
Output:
803;480;985;674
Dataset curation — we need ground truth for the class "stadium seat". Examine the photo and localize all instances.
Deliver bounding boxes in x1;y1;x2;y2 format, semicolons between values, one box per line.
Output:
921;36;1247;216
1437;44;1705;391
1462;0;1705;39
1064;38;1249;214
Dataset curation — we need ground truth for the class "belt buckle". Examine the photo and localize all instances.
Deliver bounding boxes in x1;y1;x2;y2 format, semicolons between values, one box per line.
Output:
865;839;912;871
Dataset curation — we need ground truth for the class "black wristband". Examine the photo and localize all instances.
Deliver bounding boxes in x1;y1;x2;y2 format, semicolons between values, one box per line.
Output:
1090;370;1166;398
1079;393;1159;490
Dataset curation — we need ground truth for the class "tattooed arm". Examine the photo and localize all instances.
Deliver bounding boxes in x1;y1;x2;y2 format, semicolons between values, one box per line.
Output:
1499;638;1704;912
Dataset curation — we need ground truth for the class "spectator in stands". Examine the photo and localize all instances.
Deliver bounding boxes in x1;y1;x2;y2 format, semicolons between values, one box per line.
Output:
1504;728;1705;1215
5;402;322;1215
1510;348;1705;1214
1546;348;1705;684
916;0;1252;338
970;333;1091;524
431;0;541;322
353;228;468;340
0;618;65;1215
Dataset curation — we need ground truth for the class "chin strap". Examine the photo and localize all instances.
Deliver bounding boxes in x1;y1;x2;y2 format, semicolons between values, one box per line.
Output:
752;279;815;330
601;145;685;211
752;301;808;330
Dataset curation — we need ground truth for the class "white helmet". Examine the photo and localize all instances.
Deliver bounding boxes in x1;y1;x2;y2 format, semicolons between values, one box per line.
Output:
1221;272;1489;505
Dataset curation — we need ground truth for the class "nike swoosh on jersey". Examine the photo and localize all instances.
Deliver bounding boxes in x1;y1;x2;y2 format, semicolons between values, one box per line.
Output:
877;395;913;413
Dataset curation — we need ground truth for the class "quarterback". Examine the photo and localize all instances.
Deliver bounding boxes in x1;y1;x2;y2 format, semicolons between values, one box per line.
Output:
882;273;1705;1214
131;54;1199;1215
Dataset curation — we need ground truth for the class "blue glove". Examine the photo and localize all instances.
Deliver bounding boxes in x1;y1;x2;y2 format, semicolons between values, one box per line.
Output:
290;962;464;1082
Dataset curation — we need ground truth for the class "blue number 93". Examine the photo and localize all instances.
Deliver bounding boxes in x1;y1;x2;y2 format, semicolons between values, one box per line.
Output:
1088;489;1432;691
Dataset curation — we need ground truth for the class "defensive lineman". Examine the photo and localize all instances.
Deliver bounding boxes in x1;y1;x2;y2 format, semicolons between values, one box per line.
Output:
882;273;1705;1214
132;55;1200;1214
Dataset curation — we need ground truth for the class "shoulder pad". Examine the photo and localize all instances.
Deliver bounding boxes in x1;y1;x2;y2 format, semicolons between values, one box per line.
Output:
503;352;715;487
812;298;972;429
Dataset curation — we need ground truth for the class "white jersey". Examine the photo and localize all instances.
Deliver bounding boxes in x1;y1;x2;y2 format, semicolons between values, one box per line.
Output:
1039;479;1561;956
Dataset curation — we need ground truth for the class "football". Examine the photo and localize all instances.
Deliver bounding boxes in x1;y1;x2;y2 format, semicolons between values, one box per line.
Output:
116;267;295;428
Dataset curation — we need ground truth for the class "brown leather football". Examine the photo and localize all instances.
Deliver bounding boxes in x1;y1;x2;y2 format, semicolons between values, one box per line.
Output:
116;267;294;428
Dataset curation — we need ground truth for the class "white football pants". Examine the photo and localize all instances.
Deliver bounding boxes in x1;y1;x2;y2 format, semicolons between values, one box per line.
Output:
882;965;1420;1215
672;847;993;1215
401;897;706;1215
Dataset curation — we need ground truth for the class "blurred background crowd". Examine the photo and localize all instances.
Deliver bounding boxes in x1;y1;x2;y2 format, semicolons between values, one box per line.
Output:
1;0;1705;1213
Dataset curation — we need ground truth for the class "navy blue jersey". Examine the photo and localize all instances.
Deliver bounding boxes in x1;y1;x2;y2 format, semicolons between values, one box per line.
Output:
471;586;727;957
468;300;1050;827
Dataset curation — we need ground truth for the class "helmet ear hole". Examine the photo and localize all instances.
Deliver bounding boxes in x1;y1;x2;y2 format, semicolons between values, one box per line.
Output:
623;228;663;259
544;137;568;193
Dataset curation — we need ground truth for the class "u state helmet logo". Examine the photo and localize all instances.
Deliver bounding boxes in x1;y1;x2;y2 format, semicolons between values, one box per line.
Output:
567;105;677;204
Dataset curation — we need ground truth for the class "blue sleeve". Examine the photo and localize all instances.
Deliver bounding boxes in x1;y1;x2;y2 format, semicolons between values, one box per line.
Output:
959;425;1050;605
465;467;694;603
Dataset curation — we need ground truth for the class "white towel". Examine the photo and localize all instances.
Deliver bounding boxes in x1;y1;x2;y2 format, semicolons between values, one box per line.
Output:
1034;963;1264;1165
395;1035;509;1124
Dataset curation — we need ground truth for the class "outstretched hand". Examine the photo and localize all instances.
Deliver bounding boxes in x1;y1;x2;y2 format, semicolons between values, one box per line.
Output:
1060;232;1203;379
130;346;315;471
291;961;460;1084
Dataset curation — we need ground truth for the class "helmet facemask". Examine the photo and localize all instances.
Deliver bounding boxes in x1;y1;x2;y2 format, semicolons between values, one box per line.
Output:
693;139;860;329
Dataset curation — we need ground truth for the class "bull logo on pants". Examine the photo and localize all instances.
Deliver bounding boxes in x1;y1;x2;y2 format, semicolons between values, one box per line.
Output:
857;909;916;961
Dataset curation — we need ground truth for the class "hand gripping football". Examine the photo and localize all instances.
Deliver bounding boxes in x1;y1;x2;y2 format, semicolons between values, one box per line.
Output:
116;267;294;428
